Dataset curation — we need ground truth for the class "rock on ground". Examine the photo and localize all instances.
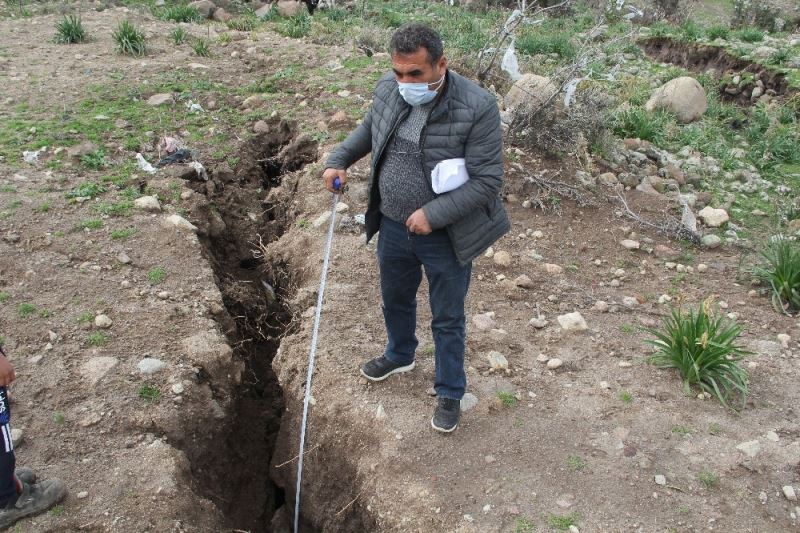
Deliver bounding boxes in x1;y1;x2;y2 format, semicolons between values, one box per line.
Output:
645;76;707;123
698;206;729;227
557;312;588;331
505;73;557;112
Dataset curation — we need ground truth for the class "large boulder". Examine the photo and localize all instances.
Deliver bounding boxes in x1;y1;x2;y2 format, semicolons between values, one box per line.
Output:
504;73;557;112
645;76;707;123
276;0;304;17
188;0;215;18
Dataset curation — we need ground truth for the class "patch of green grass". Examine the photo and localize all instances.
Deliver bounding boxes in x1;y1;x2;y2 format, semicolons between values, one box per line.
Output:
17;303;36;318
170;27;188;45
38;202;51;213
0;292;9;303
156;5;202;23
619;323;636;334
0;185;17;193
138;384;161;402
618;390;633;403
296;218;310;228
699;469;718;488
192;38;211;57
547;512;580;531
147;267;166;285
705;25;730;40
277;14;311;38
80;149;108;170
567;454;588;471
79;219;103;230
113;20;147;56
752;236;800;314
612;107;672;143
514;517;536;533
708;422;722;435
422;345;434;356
227;15;259;32
111;227;136;240
50;504;65;516
672;425;692;436
52;412;66;425
257;4;280;21
93;200;133;217
55;14;86;44
86;332;108;346
516;31;576;59
646;300;750;409
679;20;703;42
39;309;53;318
77;312;94;323
67;181;106;199
497;391;517;407
735;27;764;42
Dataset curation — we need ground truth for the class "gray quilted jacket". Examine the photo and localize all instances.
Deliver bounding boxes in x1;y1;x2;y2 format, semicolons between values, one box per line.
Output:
326;69;510;265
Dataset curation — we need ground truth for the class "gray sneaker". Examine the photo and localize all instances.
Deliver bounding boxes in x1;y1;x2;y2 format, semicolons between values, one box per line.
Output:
0;478;67;529
431;397;460;433
15;468;36;485
360;356;415;382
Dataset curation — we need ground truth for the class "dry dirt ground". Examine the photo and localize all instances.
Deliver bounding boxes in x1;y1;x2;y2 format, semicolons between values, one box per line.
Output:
0;5;799;533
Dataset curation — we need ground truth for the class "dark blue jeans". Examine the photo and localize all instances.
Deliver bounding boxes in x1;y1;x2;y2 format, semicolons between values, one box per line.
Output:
0;386;16;506
377;217;472;400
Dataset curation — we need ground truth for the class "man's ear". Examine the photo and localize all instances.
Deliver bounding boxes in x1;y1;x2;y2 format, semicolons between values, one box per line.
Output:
438;56;448;72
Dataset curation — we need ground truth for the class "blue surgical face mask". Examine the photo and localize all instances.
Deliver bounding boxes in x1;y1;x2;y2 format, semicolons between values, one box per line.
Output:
397;72;445;107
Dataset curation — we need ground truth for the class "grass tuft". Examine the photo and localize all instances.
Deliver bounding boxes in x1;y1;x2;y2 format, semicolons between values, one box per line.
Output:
171;27;188;45
192;38;211;57
113;20;147;56
752;236;800;313
55;14;86;44
278;14;311;38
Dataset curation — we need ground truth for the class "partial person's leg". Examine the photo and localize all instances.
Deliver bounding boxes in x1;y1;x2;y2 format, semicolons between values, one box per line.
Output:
378;218;423;366
0;387;17;507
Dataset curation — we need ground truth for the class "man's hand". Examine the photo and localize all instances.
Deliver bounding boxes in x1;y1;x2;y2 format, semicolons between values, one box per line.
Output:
406;209;432;235
0;354;15;387
322;168;347;194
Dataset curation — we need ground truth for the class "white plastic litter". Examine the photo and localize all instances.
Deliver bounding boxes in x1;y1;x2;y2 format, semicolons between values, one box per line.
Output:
501;39;522;81
679;198;697;234
186;101;204;113
563;78;585;108
431;158;470;194
189;161;208;181
22;148;45;164
503;9;523;34
136;153;157;174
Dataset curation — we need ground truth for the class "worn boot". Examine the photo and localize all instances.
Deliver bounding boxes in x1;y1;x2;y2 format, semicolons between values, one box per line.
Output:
0;477;67;529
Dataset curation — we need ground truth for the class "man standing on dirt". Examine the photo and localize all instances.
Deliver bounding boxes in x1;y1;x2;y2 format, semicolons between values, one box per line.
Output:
322;23;509;433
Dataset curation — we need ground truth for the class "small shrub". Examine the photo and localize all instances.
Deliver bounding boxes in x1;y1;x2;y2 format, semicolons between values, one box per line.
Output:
80;149;108;170
171;27;188;45
77;312;94;323
567;455;587;471
192;38;211;57
227;15;259;32
147;267;166;284
138;384;161;402
735;27;764;43
278;14;311;38
87;332;108;346
158;5;202;23
679;20;703;41
53;412;66;425
646;300;750;409
0;292;9;303
699;470;718;488
497;391;517;407
706;25;730;40
766;48;790;66
113;20;147;56
55;14;86;44
753;236;800;313
618;390;633;403
18;303;36;318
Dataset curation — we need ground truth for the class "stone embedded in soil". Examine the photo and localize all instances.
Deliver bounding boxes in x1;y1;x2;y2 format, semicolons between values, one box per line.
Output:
529;317;548;329
555;493;576;509
736;440;762;458
138;357;167;375
514;274;534;289
546;358;563;370
698;206;729;227
701;234;722;249
593;300;609;313
487;351;509;370
134;195;161;212
375;403;387;420
461;393;479;412
171;383;184;395
10;429;23;448
784;486;798;502
118;253;131;265
472;313;496;331
165;214;198;232
147;93;173;107
557;312;588;332
94;314;113;329
543;263;563;275
493;251;512;267
777;333;791;349
654;474;666;485
77;491;88;499
620;239;640;250
82;356;118;386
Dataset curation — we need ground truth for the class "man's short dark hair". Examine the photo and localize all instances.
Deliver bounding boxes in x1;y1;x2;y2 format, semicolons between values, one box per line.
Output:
388;23;444;65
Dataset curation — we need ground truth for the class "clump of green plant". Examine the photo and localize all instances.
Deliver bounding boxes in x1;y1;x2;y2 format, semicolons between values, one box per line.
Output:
111;228;136;240
705;25;730;40
192;38;211;57
497;391;517;407
113;20;147;56
77;312;94;323
93;200;133;217
158;5;202;23
55;14;86;44
618;390;633;403
567;454;587;471
227;15;259;32
514;517;536;533
138;384;161;402
679;20;703;42
766;48;790;66
699;469;718;488
672;425;692;436
147;267;166;285
516;31;576;59
547;512;580;531
18;303;36;318
646;300;750;409
53;412;66;425
753;236;800;314
79;219;103;230
278;14;311;38
87;332;108;346
258;4;279;21
171;26;188;45
80;149;108;170
735;27;764;42
0;292;10;303
611;107;671;143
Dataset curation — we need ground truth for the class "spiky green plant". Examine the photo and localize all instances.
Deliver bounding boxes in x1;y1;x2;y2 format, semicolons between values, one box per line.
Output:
192;38;210;57
171;26;188;45
646;300;750;409
113;20;146;57
157;5;202;23
55;14;86;44
753;236;800;313
278;14;310;38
